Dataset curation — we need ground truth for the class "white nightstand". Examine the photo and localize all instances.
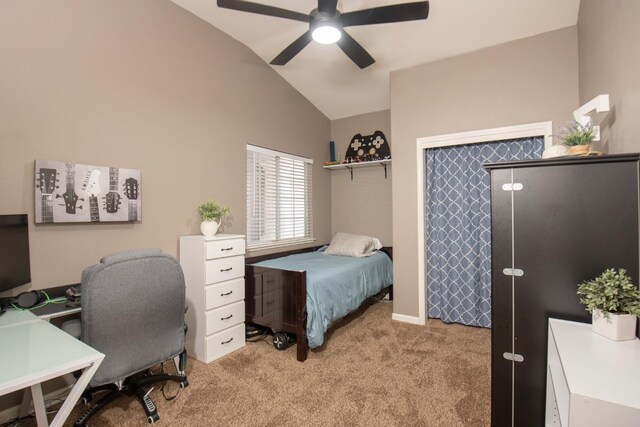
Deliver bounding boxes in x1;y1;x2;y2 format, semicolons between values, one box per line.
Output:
180;234;246;363
546;318;640;426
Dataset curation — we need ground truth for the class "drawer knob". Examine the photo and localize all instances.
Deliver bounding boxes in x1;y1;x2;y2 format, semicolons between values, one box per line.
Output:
220;290;233;296
221;337;234;345
220;267;233;272
221;247;234;251
221;314;233;321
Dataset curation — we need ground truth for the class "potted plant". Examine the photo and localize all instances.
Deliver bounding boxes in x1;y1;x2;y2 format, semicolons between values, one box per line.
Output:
557;120;595;155
197;200;230;238
577;268;640;341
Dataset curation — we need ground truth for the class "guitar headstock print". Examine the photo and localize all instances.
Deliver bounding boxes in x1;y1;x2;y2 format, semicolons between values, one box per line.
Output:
34;160;141;223
104;192;122;214
104;167;122;214
83;169;102;198
124;178;139;201
35;167;59;223
123;177;141;221
57;163;82;214
36;168;58;196
83;169;102;222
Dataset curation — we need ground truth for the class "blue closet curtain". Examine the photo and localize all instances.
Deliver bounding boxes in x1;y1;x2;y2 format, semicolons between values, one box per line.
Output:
425;137;544;327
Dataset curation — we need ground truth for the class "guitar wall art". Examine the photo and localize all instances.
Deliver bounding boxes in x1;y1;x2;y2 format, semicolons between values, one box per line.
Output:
34;160;141;224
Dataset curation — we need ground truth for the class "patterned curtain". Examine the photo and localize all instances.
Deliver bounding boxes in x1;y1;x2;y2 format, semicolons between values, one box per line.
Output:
425;137;544;327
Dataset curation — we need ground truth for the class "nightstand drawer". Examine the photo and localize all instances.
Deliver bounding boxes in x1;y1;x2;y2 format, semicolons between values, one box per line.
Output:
206;238;245;260
205;255;244;284
206;323;245;362
206;300;244;335
206;277;245;310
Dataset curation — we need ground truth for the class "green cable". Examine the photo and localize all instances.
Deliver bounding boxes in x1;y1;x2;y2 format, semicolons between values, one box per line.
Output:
11;290;69;311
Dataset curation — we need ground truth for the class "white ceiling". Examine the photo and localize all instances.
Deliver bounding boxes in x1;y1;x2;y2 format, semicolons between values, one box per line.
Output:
171;0;580;120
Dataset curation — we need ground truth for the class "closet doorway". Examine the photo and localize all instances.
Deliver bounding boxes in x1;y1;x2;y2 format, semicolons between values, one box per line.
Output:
415;122;552;325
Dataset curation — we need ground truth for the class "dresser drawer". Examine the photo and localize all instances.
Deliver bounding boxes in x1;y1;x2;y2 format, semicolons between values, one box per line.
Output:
206;300;244;335
206;277;245;310
206;238;245;259
205;323;245;362
205;255;244;284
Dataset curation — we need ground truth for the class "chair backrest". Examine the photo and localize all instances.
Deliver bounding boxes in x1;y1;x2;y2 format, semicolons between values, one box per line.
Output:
81;248;185;387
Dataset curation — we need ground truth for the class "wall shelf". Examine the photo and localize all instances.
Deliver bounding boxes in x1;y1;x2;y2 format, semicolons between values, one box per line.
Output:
323;159;391;181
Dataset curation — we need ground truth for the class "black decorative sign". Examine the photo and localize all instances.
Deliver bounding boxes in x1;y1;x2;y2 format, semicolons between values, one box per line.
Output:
344;130;391;163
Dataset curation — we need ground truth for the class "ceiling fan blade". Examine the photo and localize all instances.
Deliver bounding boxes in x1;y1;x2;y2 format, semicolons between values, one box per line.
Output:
217;0;309;22
270;31;313;66
341;1;429;27
336;31;375;69
318;0;338;15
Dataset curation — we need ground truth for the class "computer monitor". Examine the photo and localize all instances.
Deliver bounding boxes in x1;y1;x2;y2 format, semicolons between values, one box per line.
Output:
0;214;31;293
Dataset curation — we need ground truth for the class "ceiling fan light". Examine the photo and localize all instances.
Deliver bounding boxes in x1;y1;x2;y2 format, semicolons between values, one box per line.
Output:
312;25;341;44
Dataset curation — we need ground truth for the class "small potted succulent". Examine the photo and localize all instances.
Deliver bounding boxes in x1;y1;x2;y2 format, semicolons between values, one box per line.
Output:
197;200;230;238
557;120;595;155
577;268;640;341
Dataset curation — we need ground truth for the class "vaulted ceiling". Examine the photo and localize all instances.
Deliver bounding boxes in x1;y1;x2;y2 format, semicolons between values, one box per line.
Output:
171;0;580;120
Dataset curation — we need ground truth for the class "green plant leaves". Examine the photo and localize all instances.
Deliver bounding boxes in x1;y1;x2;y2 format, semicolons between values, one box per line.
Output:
557;120;595;147
577;268;640;317
198;200;230;222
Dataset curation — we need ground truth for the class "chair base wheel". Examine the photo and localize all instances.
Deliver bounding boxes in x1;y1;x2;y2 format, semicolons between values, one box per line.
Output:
73;358;188;425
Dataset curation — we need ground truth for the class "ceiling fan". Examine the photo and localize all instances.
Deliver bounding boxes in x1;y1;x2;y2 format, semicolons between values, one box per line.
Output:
217;0;430;69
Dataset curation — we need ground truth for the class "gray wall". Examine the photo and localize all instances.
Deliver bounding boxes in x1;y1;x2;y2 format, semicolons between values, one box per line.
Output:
330;110;392;245
389;27;580;318
578;0;640;154
0;0;331;296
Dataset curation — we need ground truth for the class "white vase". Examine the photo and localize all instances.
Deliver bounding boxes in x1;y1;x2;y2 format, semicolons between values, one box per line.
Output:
200;220;219;238
592;309;637;341
542;145;569;159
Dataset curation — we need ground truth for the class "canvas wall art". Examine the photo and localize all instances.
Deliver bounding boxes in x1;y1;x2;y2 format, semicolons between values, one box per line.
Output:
34;160;141;224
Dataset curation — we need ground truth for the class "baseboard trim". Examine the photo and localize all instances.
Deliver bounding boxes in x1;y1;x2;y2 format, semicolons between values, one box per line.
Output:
392;313;425;325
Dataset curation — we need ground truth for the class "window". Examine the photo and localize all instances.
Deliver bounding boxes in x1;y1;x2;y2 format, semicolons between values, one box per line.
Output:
246;145;313;250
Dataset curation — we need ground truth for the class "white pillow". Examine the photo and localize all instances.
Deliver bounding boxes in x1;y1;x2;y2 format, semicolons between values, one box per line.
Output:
324;232;383;257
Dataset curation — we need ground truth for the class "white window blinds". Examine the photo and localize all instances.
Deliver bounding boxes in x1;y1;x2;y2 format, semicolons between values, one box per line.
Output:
246;145;313;250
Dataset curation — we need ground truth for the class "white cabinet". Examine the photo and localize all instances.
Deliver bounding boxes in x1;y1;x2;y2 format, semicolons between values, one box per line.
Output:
546;318;640;427
180;234;246;363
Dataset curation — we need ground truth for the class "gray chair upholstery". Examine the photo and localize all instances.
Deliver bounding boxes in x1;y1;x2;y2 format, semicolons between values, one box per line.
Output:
64;248;188;425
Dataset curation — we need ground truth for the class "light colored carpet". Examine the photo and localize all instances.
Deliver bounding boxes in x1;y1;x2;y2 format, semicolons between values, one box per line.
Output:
36;301;491;426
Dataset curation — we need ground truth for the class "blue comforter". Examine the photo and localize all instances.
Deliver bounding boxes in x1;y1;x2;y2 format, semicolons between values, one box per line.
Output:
254;249;393;348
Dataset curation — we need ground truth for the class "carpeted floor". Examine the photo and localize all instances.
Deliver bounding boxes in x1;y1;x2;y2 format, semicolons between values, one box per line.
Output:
34;301;491;426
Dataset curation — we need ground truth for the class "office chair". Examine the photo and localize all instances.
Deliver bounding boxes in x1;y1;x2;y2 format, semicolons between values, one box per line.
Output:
62;249;189;425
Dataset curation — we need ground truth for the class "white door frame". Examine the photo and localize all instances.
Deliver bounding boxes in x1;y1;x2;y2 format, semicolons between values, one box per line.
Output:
415;121;553;324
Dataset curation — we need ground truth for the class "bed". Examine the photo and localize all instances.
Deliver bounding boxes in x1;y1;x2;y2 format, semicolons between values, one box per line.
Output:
245;245;393;362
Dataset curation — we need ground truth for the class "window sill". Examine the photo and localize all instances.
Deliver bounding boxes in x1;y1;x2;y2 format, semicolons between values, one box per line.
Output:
247;237;316;253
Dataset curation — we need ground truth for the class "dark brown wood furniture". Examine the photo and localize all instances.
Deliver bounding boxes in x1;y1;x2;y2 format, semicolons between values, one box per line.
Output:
485;154;639;426
245;246;393;362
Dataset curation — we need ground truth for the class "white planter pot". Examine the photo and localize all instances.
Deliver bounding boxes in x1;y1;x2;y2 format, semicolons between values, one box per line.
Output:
592;309;637;341
542;145;569;159
200;220;219;238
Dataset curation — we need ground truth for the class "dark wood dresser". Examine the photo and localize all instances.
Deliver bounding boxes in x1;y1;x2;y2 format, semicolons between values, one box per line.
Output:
485;154;640;426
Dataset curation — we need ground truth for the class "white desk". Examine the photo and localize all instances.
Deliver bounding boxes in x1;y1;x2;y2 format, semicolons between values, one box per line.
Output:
546;318;640;426
0;309;40;329
0;310;104;427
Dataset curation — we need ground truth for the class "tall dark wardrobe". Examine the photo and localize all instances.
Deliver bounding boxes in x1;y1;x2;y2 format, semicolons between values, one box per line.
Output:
485;154;640;427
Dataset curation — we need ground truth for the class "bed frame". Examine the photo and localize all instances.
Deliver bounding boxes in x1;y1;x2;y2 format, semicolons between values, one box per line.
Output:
245;246;393;362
